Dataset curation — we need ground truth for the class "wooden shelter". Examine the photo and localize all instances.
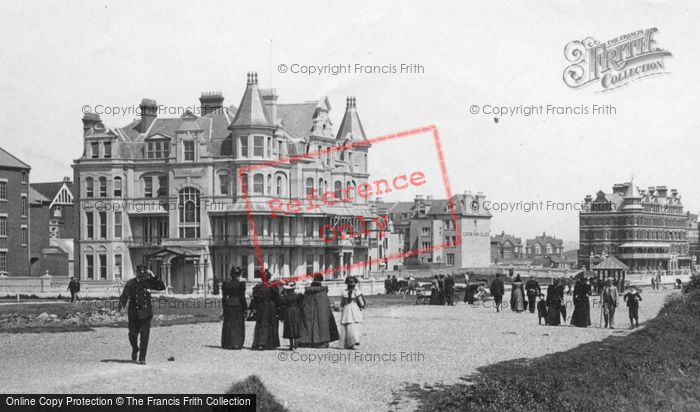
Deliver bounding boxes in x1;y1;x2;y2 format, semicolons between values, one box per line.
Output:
593;256;630;290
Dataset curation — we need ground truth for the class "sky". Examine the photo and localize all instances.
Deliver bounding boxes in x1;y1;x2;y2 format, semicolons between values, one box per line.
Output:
0;0;698;246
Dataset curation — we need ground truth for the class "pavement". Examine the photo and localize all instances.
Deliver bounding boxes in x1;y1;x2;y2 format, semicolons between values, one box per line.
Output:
0;289;675;411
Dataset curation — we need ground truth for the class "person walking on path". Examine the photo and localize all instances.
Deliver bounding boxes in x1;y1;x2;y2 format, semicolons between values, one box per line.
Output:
624;287;643;329
67;277;81;302
444;274;455;306
545;279;563;326
510;275;525;312
525;276;541;313
340;276;366;349
118;265;165;365
570;277;592;327
602;279;619;329
221;267;247;350
298;274;340;348
490;273;505;312
250;271;282;350
429;275;441;305
280;281;304;351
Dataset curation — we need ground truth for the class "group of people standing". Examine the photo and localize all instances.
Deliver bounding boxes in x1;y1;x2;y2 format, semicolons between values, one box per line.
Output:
429;274;456;305
220;268;366;351
485;274;644;330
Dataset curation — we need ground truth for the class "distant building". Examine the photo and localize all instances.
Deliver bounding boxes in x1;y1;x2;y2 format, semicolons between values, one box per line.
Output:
579;182;691;271
370;200;406;270
405;193;492;268
28;178;76;276
525;232;564;259
687;212;698;270
0;147;30;276
490;231;523;263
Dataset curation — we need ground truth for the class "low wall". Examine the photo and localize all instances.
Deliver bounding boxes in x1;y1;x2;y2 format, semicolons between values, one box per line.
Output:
0;276;386;299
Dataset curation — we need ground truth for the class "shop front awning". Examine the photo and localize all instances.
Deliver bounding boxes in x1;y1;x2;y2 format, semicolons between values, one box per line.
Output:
146;247;202;259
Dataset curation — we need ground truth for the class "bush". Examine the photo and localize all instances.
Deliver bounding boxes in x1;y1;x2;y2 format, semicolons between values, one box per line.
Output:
226;375;287;412
404;291;700;411
682;274;700;294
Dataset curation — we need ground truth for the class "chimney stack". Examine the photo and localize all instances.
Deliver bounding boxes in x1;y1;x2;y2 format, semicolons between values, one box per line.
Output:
82;113;101;136
199;92;224;116
139;98;158;133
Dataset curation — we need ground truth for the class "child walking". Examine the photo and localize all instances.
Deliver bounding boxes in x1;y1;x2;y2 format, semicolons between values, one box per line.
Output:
623;287;643;329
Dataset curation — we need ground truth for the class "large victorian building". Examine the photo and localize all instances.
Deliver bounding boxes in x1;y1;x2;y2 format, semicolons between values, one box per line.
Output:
0;148;30;276
73;73;374;293
579;182;691;271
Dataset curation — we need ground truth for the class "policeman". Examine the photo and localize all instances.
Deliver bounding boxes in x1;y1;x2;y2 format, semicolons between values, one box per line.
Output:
118;264;165;364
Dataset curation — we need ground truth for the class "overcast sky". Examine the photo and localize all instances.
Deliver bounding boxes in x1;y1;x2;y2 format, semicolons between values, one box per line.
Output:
0;0;697;246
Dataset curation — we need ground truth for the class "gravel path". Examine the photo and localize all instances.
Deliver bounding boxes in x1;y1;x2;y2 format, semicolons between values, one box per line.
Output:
0;289;674;411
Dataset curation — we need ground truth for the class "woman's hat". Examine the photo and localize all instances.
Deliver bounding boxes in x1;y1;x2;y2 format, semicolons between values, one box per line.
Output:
345;276;359;285
283;282;296;289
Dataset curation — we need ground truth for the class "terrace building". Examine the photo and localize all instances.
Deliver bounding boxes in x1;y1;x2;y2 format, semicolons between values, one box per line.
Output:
0;148;30;276
579;182;691;271
405;193;492;268
72;73;374;293
525;232;564;259
490;231;523;263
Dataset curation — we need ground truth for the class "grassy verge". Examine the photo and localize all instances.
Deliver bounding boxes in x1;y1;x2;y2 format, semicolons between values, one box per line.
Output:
227;375;288;412
403;289;700;411
0;294;415;333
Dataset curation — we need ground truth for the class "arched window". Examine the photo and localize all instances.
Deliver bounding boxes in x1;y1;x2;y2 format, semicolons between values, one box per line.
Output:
276;175;284;196
178;187;200;238
334;181;342;200
99;177;107;197
318;178;324;195
239;173;249;195
113;177;122;197
267;174;272;195
305;178;315;197
253;174;264;195
86;177;94;198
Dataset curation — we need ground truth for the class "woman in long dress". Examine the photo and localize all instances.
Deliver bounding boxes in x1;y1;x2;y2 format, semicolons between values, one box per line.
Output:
570;277;592;327
545;279;562;326
510;274;525;312
221;267;247;349
429;275;440;305
298;274;340;348
280;281;304;351
250;271;281;350
340;276;365;349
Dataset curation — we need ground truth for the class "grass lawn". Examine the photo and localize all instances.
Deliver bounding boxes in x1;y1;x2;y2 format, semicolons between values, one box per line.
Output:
0;293;416;333
402;287;700;411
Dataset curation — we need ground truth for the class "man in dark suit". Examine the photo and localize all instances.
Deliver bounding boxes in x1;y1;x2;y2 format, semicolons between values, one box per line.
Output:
119;265;165;364
444;274;455;306
67;277;81;302
490;273;505;312
525;276;541;313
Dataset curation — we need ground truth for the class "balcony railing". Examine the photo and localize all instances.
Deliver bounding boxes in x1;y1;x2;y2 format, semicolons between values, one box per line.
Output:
209;235;370;247
127;236;164;247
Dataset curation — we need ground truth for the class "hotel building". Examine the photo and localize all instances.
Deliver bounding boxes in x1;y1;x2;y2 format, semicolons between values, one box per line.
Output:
73;72;374;293
579;182;691;271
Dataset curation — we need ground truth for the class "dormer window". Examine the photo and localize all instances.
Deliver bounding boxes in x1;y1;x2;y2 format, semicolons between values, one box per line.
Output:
147;139;170;159
183;141;195;161
91;142;99;158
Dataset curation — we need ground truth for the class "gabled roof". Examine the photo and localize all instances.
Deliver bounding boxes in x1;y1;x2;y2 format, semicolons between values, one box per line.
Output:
0;147;30;170
593;256;630;271
277;102;318;139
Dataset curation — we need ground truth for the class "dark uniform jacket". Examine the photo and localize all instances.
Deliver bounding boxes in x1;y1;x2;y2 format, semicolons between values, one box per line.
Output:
490;278;505;297
525;279;540;297
119;275;166;320
68;279;80;293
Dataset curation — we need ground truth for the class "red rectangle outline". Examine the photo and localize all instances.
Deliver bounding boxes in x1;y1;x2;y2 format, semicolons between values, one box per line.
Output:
238;125;459;287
